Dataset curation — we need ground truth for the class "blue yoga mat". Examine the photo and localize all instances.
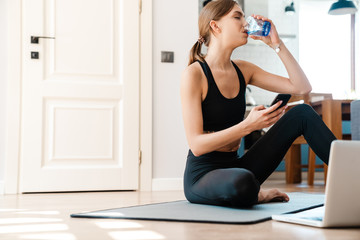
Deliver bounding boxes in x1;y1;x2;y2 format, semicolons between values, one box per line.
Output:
71;192;324;224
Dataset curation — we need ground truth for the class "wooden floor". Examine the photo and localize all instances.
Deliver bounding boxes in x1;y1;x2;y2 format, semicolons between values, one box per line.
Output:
0;180;359;240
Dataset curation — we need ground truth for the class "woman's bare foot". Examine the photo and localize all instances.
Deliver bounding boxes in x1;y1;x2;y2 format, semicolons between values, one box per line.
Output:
258;188;289;203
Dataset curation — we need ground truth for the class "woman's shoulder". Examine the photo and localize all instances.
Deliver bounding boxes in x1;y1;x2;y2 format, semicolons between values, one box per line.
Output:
181;61;207;98
184;61;203;75
181;61;204;85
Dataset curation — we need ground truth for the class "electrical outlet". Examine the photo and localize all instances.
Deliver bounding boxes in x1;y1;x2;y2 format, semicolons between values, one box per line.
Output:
161;51;174;63
31;52;39;59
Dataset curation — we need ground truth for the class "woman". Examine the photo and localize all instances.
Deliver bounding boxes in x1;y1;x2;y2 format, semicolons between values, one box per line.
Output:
180;0;336;207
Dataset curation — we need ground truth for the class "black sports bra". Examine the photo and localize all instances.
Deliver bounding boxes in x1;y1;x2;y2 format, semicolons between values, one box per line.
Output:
198;60;246;132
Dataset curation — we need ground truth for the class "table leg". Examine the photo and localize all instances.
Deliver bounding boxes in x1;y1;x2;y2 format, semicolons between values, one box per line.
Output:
285;145;302;183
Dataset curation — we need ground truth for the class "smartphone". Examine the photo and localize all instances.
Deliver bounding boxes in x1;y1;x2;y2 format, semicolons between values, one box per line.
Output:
270;94;291;111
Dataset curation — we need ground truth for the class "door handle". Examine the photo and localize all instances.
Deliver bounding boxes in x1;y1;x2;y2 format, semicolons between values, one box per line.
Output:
31;36;55;44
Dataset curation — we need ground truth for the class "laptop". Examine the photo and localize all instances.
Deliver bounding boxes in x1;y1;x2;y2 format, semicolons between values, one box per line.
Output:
272;140;360;228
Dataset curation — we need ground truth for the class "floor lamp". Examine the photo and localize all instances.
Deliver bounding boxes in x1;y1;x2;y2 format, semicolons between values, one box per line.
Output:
329;0;358;96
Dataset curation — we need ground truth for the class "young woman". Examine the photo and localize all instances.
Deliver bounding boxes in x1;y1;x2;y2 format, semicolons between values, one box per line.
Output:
180;0;336;207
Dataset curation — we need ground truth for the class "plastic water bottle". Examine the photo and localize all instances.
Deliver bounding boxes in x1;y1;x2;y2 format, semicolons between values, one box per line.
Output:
245;16;271;37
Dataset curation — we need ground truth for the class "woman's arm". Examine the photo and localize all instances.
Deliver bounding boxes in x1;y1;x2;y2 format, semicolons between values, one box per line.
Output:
180;64;285;156
246;15;312;95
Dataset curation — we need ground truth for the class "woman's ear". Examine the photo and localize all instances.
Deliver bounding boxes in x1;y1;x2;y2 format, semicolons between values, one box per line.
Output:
209;20;221;34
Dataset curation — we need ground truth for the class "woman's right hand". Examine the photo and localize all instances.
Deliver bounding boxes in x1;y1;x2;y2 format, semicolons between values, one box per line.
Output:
243;101;287;132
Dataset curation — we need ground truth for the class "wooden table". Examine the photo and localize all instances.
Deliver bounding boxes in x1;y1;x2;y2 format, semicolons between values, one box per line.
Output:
285;99;352;183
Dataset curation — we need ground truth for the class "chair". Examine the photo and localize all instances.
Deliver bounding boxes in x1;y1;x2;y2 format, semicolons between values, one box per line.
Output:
351;100;360;140
285;93;332;185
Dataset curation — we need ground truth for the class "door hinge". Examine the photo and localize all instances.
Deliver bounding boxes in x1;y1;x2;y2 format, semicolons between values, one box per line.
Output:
138;149;142;165
139;0;142;14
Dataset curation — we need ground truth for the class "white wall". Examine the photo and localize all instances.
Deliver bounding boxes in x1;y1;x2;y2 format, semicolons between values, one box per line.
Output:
152;0;300;189
0;0;8;182
152;0;198;181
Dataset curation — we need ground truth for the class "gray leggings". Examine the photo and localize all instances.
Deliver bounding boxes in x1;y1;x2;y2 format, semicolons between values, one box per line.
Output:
183;104;336;207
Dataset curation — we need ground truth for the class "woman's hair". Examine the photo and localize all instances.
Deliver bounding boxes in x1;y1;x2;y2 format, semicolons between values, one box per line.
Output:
188;0;239;65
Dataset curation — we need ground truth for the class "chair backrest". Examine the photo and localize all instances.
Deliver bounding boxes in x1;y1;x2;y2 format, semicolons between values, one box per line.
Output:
351;100;360;140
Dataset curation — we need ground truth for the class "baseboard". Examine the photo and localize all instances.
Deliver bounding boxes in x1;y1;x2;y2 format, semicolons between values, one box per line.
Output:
0;181;4;195
268;171;325;181
152;178;183;191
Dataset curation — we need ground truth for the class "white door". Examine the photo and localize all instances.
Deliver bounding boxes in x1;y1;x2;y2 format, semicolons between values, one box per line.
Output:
20;0;139;192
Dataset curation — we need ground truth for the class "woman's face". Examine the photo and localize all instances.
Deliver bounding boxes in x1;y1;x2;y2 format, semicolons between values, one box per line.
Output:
215;5;248;47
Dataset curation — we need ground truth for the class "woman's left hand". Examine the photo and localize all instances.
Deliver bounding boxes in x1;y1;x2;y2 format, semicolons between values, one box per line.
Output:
249;14;281;49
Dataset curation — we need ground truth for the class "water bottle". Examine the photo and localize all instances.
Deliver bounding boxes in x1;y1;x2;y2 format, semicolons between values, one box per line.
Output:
245;16;271;37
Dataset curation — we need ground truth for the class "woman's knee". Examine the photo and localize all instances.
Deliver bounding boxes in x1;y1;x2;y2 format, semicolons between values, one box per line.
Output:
228;169;260;207
290;103;312;113
287;104;318;119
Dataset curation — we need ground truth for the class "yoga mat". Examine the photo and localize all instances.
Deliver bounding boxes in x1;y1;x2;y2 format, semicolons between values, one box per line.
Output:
71;192;324;224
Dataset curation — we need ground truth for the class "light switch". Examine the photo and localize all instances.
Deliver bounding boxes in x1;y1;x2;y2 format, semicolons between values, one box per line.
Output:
161;51;174;63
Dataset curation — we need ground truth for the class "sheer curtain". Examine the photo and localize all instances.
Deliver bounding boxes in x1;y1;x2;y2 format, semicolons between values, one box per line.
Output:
299;0;352;98
356;11;360;97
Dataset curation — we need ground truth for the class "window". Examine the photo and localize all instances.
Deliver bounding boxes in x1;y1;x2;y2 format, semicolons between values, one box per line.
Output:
299;0;352;98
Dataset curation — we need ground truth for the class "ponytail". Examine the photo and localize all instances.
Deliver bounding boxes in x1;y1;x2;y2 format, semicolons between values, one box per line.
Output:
188;42;203;66
188;37;206;66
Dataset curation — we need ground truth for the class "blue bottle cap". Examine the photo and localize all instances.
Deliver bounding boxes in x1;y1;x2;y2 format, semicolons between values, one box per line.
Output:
262;21;271;36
